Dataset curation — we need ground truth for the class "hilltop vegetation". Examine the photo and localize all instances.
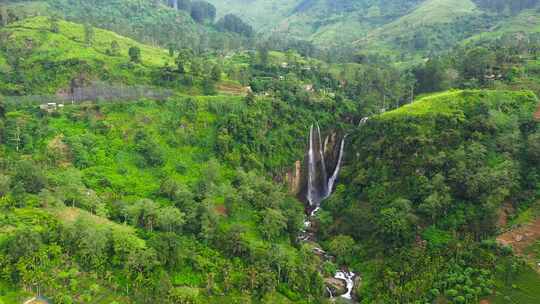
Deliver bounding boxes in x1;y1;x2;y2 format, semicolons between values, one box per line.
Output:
317;90;540;302
1;0;254;53
207;0;540;62
0;16;171;95
0;16;254;97
0;94;323;303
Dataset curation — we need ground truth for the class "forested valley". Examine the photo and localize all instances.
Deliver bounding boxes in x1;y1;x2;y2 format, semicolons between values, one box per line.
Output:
0;1;539;304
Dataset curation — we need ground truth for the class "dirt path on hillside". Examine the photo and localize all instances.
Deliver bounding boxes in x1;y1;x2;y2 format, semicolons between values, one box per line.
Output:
497;217;540;269
535;102;540;121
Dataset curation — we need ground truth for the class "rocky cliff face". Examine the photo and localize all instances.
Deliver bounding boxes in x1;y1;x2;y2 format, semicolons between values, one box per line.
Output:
284;129;345;206
285;160;303;195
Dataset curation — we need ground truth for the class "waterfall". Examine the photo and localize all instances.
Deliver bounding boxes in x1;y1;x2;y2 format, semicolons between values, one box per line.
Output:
335;270;356;300
325;135;346;198
307;125;317;206
301;122;366;302
323;135;329;156
306;124;347;206
326;286;334;298
316;123;328;196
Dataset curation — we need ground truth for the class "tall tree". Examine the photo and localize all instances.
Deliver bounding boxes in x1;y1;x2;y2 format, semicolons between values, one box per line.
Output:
260;208;286;241
157;206;185;232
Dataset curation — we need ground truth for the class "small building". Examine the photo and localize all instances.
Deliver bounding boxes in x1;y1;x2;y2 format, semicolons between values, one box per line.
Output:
39;102;64;113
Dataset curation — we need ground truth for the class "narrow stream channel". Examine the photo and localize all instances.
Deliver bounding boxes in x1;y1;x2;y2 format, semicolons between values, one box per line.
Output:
300;124;357;302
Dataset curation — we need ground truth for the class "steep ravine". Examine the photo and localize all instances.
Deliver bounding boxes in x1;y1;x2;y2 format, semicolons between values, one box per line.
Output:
297;123;358;302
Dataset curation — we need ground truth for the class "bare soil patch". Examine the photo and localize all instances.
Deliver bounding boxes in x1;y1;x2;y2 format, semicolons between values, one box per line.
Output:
497;216;540;267
217;82;248;95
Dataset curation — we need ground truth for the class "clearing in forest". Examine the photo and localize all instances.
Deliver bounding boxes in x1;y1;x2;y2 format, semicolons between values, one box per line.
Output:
497;216;540;268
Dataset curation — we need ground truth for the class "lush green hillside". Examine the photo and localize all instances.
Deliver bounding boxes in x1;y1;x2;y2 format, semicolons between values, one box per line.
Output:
316;89;540;302
207;0;540;61
0;16;172;95
2;2;540;304
0;14;380;304
1;0;252;53
0;94;326;303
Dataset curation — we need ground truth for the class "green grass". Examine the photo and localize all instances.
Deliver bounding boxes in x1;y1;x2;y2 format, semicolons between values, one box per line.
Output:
524;241;540;261
8;16;171;66
369;0;478;41
490;265;540;304
395;0;477;24
510;208;535;227
0;16;173;94
380;90;538;119
0;280;30;304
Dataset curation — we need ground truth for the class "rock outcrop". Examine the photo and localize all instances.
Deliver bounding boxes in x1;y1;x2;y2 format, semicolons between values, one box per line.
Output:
325;277;347;297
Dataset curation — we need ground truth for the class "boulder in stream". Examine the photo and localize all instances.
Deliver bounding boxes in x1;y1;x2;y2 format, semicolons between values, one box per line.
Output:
325;277;347;297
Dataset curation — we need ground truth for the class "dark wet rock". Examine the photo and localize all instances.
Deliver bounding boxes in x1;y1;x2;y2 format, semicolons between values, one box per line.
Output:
325;277;347;297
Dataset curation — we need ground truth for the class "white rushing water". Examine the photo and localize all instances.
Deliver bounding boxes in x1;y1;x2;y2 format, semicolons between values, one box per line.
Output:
334;270;356;300
303;123;358;301
325;136;347;198
316;123;328;196
326;286;334;298
307;125;316;206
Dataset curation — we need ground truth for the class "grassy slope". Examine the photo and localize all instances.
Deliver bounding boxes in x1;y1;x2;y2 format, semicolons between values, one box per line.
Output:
380;90;538;119
0;94;302;302
209;0;384;46
0;16;173;94
9;17;170;66
491;200;540;304
209;0;481;48
211;0;540;63
490;265;540;304
365;0;479;42
361;89;540;303
0;16;261;96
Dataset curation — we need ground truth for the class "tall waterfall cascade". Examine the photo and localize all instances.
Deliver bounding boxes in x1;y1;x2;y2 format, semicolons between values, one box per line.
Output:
306;124;347;207
301;119;368;302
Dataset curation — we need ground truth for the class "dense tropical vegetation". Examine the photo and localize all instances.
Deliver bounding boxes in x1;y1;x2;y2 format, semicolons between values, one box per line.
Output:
0;1;539;304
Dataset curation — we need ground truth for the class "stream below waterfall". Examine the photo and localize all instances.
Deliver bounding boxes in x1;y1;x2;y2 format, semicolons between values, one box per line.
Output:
300;208;357;302
299;124;358;302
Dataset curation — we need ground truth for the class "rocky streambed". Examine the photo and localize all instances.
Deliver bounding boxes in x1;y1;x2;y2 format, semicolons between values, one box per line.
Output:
300;209;359;302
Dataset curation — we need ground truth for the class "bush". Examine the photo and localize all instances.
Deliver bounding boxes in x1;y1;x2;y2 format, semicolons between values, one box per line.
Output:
128;46;141;63
134;131;164;167
12;160;47;194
